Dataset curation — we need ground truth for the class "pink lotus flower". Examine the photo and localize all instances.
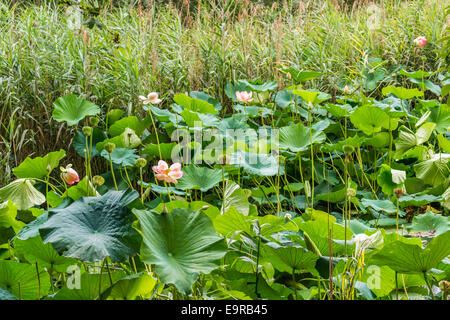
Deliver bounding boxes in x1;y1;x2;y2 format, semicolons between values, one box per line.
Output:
413;36;427;47
60;164;80;185
236;91;253;103
139;92;162;105
152;160;183;184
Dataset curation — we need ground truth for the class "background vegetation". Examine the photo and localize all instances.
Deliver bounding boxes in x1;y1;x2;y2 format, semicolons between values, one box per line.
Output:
0;0;448;185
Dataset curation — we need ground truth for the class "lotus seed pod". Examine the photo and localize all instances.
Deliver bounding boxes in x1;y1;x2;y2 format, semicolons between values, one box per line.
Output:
342;144;355;156
347;187;357;198
439;280;449;292
217;154;230;165
136;157;147;168
393;188;405;199
92;175;105;187
82;126;93;137
104;142;116;153
89;117;100;127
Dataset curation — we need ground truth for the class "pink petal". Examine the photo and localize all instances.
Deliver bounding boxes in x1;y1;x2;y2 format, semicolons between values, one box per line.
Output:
170;162;182;171
168;170;183;180
155;173;166;181
157;160;168;171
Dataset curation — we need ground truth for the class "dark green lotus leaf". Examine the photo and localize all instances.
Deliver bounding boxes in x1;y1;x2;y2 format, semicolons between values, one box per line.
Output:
14;236;78;273
399;194;442;207
234;105;273;118
13;149;66;179
73;128;107;158
0;286;18;300
0;260;50;300
190;91;222;111
361;198;397;214
275;90;297;109
229;150;284;176
100;147;139;167
174;93;218;115
52;94;100;126
369;231;450;273
409;211;449;236
321;135;365;153
102;272;157;300
39;190;141;262
176;165;225;192
134;208;227;294
277;123;325;153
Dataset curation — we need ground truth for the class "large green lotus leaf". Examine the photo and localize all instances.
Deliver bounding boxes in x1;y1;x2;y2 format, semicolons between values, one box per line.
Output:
15;212;49;241
180;109;220;127
398;194;442;207
283;69;322;83
275;90;297;109
234;105;273;118
364;132;390;148
376;164;404;196
238;79;278;92
176;165;225;192
107;108;125;125
142;142;177;159
361;198;397;214
108;116;150;137
52;94;100;126
321;135;365;153
39;190;141;262
174;93;218;114
0;200;24;232
144;105;180;125
229;150;284;176
297;220;353;256
153;200;220;221
394;126;417;156
0;286;18;300
52;271;127;300
382;86;424;100
360;265;396;297
437;134;450;153
133;208;227;294
428;104;449;134
415;122;436;145
100;147;139;167
409;211;449;236
369;231;450;273
73;129;107;158
292;89;330;105
0;260;50;300
315;180;357;203
221;180;249;216
277;123;325;153
350;105;389;136
14;236;78;273
13;149;66;179
262;242;319;274
102;272;157;300
0;179;45;211
414;153;450;186
190;91;222;111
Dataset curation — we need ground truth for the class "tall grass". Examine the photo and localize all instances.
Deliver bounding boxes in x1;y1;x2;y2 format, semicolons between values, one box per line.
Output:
0;0;447;185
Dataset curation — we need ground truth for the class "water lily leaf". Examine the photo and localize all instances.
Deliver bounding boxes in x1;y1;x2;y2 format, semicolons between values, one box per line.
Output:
262;242;319;275
0;179;45;211
134;208;227;294
409;211;449;236
13;149;66;179
382;86;424;100
100;147;139;167
369;231;450;273
414;153;450;186
73;129;107;158
176;165;225;192
102;272;157;300
0;260;50;300
14;236;78;273
52;94;100;126
350;105;389;136
277;123;325;153
229;150;283;176
39;190;141;262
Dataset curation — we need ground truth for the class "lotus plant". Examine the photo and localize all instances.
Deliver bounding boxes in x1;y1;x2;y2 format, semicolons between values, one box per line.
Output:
235;91;253;103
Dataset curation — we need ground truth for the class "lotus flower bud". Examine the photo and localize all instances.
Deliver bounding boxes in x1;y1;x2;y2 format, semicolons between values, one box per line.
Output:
217;154;230;165
60;164;80;185
284;213;292;221
136;157;147;168
104;142;116;154
92;175;105;187
82;126;93;137
89;117;100;127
